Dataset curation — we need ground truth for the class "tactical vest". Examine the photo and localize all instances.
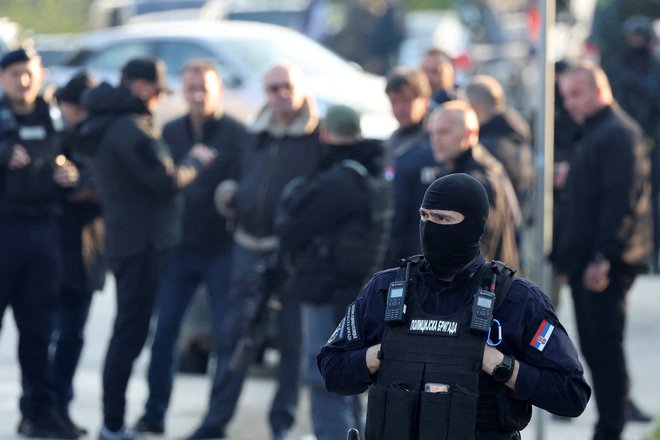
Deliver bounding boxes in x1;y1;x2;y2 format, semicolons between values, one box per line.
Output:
365;258;531;440
0;97;59;205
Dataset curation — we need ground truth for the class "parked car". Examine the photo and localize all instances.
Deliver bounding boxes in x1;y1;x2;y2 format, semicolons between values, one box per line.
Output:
46;20;397;138
89;0;220;28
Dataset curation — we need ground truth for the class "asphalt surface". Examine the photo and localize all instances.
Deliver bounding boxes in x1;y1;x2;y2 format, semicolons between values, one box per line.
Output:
0;274;658;440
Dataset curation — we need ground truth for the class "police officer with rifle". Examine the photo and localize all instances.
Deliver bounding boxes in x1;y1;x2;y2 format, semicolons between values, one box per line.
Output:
317;173;591;440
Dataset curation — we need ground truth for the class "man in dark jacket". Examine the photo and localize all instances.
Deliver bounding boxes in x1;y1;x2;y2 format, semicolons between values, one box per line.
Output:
383;67;431;163
555;62;652;440
426;100;521;269
419;48;457;110
602;15;660;273
51;71;106;436
134;59;246;436
0;48;80;439
201;61;324;440
465;75;534;210
384;68;438;265
275;104;392;440
76;57;216;440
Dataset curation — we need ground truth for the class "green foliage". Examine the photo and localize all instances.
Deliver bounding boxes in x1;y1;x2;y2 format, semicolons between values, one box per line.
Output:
404;0;459;9
2;0;93;33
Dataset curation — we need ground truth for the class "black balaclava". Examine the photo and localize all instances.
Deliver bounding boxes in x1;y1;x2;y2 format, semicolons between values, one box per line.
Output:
420;173;489;278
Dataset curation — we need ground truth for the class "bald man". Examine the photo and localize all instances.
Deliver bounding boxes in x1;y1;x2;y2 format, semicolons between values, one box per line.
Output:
426;101;521;269
199;61;324;440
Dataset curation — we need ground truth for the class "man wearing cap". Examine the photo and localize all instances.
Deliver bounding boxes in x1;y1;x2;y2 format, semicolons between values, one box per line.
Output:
51;71;106;436
275;104;392;440
317;173;591;439
0;48;80;439
74;56;216;440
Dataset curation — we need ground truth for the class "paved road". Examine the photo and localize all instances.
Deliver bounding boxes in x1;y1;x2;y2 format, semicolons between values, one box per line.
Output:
1;275;658;440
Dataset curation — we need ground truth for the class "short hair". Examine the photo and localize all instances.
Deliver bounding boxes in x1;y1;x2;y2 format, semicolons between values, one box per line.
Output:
182;59;220;78
385;67;431;98
434;100;480;133
561;61;613;104
465;75;506;113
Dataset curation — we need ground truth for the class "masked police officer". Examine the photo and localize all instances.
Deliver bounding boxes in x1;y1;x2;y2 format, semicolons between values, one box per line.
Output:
317;173;591;440
0;48;80;438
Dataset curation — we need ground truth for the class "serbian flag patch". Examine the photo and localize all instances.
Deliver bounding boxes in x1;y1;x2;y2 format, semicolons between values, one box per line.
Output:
530;320;555;351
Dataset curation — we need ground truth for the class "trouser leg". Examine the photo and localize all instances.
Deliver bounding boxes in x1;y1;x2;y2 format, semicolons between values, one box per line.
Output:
571;268;634;440
102;250;164;431
145;250;201;422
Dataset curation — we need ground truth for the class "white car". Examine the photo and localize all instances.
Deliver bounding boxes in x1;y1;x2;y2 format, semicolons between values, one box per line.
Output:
46;20;397;138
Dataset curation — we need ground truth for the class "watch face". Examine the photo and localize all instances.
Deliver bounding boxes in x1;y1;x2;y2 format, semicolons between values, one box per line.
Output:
494;356;513;382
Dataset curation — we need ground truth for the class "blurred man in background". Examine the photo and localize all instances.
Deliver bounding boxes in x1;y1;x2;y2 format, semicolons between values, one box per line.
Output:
426;100;521;269
75;56;215;440
384;68;438;264
275;104;392;440
602;14;660;274
419;48;456;109
51;70;105;437
383;67;430;162
465;75;534;217
555;62;652;440
0;48;80;439
205;61;324;440
134;59;246;436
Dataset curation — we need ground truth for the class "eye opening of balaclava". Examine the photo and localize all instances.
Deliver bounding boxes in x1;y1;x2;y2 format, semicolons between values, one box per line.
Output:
420;173;489;278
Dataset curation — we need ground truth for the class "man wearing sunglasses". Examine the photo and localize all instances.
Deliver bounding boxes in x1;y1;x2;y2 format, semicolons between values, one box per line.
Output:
206;61;325;440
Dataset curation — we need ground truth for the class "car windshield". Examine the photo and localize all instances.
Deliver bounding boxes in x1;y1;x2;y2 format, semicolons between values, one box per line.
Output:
218;33;356;76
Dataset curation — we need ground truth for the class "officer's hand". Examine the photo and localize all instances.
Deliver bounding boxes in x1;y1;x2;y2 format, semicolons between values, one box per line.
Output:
8;144;30;169
482;345;504;376
366;344;381;375
53;155;79;188
582;259;610;293
482;345;518;389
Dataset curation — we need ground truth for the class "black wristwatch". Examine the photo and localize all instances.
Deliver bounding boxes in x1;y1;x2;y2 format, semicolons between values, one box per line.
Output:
492;354;515;383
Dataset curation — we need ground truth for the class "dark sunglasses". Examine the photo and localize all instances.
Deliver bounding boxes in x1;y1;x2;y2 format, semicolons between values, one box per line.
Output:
266;82;294;94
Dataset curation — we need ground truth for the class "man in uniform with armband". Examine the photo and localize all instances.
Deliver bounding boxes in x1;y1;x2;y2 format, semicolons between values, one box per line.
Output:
317;173;591;440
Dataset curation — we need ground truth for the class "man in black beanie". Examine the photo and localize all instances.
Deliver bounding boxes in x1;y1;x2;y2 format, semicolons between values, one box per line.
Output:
317;173;591;439
50;71;106;436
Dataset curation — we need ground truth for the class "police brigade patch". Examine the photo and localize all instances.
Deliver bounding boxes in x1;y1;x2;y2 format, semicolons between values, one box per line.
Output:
328;303;361;344
530;319;555;351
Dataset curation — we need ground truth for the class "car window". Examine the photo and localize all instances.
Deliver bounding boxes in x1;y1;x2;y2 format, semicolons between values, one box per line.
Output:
218;33;354;76
85;41;154;70
157;41;216;75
